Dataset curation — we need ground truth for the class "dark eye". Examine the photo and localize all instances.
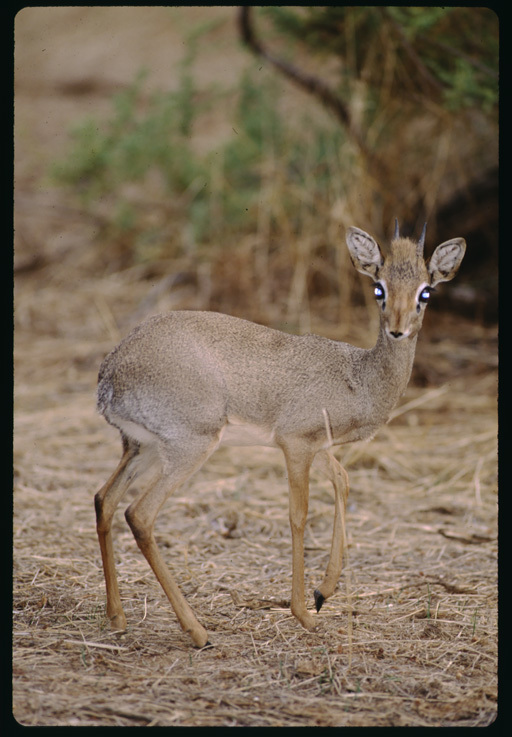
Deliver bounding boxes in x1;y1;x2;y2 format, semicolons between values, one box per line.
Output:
374;283;385;300
418;287;431;304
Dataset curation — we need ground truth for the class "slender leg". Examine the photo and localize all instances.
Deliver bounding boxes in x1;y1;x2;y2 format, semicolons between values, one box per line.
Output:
94;439;140;631
282;444;316;631
312;449;349;611
124;437;219;648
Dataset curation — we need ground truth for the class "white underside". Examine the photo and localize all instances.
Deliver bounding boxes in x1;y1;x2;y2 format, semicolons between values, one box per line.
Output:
109;416;161;445
108;412;278;449
218;417;277;447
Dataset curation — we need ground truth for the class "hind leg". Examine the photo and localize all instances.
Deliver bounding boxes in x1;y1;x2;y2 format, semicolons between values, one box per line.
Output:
94;437;142;631
124;434;220;647
312;450;349;611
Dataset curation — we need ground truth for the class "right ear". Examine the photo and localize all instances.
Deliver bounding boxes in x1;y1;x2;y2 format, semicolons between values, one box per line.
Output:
428;238;466;287
346;227;384;279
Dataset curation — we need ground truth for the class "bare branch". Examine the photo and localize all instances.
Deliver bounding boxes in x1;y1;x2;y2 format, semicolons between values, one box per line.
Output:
237;7;387;178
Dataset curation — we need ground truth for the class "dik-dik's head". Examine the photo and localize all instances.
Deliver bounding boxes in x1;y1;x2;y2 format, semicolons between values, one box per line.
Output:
346;221;466;341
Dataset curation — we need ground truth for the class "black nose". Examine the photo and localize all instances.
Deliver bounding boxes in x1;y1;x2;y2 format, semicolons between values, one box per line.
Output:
390;331;403;339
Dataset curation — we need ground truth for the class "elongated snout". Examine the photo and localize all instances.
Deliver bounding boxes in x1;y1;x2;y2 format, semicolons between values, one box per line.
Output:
384;298;415;340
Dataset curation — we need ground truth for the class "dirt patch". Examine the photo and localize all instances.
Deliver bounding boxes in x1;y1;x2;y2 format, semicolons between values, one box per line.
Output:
13;7;497;728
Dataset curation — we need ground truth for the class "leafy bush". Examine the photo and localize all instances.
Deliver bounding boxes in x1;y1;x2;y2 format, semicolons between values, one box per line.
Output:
51;37;345;270
261;7;498;113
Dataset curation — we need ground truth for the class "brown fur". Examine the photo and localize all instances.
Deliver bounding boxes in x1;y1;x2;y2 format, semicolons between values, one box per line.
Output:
95;225;465;646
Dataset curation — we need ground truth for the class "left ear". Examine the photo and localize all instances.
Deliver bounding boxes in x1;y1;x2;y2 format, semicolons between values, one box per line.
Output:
428;238;466;286
345;226;384;280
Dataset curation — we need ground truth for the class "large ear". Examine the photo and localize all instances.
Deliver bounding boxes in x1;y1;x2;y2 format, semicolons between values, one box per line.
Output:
428;238;466;286
346;227;384;279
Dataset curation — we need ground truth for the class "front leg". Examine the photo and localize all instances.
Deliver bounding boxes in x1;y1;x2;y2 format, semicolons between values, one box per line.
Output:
312;449;349;611
282;444;316;631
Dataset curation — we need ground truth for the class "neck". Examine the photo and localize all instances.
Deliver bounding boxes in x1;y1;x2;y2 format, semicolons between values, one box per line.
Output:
365;321;418;412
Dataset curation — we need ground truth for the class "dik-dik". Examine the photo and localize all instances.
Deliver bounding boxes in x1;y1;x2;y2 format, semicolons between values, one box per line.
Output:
95;222;465;647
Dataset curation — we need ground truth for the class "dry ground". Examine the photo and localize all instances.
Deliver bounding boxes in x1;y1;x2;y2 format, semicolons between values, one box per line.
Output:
13;294;498;727
13;7;497;728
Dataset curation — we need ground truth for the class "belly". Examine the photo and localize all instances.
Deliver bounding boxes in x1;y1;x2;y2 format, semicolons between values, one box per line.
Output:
219;417;277;447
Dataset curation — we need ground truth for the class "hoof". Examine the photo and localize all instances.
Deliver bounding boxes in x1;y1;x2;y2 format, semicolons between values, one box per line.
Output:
109;612;127;632
314;589;325;613
189;626;210;649
299;612;317;632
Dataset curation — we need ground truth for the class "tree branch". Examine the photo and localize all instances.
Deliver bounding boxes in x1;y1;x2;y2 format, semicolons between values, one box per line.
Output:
238;7;387;178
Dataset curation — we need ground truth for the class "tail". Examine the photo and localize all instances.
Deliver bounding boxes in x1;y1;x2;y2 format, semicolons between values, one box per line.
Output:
96;367;114;417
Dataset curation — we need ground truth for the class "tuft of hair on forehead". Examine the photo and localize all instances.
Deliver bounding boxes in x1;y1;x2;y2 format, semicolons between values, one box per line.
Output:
390;237;423;261
386;237;427;279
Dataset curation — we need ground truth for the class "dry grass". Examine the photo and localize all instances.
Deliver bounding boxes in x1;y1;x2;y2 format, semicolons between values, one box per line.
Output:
13;268;497;727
